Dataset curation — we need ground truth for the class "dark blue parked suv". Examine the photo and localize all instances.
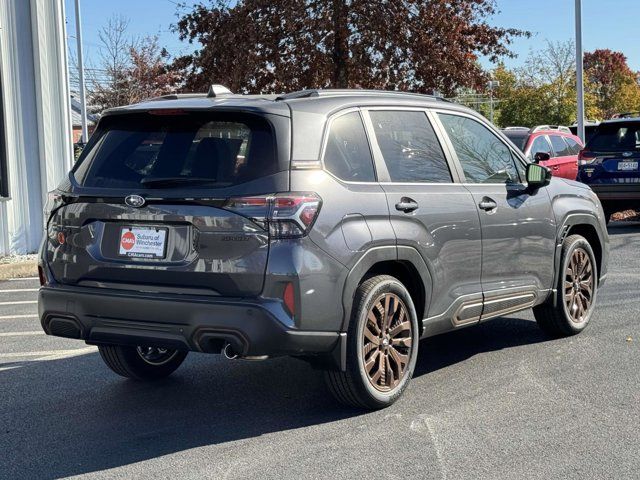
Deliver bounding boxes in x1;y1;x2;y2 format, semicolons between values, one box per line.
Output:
578;118;640;221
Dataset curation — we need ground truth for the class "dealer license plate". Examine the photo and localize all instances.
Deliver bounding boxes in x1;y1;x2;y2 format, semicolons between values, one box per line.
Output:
118;227;167;259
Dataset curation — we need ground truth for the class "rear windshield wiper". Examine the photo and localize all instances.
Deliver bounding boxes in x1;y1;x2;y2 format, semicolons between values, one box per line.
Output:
140;177;219;188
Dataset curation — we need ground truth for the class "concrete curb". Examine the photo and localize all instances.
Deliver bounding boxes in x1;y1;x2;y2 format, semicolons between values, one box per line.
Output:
0;261;38;281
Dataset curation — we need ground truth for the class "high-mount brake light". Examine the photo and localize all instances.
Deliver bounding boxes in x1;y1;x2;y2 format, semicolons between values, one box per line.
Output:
148;109;187;116
223;193;321;239
578;150;597;166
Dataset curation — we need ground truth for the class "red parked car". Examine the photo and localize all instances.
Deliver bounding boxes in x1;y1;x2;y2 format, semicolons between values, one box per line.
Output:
502;126;584;180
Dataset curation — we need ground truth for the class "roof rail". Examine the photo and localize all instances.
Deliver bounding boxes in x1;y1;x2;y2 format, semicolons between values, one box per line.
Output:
275;88;449;102
531;125;572;134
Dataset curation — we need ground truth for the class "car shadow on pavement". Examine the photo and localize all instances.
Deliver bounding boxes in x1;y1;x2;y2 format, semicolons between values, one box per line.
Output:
414;315;548;378
607;220;640;235
1;316;549;479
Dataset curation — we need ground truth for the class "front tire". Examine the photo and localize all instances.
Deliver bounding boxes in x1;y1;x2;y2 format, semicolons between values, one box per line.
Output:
325;275;419;409
533;234;598;337
98;345;188;380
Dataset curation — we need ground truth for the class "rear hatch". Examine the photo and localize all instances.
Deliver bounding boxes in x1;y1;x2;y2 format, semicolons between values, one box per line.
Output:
580;121;640;184
44;109;290;296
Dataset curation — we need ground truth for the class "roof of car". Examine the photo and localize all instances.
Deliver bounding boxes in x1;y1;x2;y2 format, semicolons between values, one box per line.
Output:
102;88;476;119
599;117;640;125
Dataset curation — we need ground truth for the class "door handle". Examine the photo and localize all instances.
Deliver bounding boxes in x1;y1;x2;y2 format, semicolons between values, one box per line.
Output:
395;197;419;213
478;198;498;211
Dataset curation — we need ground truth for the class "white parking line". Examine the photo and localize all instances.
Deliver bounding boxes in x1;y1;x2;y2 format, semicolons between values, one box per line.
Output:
0;314;38;320
0;331;44;337
0;288;38;293
0;300;37;306
0;346;96;360
7;277;39;281
0;365;21;372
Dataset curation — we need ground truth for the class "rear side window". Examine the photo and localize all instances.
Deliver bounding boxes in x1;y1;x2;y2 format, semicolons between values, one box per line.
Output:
502;131;529;151
564;137;582;155
73;112;278;189
323;112;376;182
588;123;640;152
369;111;452;183
549;135;571;156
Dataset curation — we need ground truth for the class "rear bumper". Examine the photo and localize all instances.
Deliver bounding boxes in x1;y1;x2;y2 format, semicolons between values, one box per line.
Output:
38;285;342;360
588;184;640;201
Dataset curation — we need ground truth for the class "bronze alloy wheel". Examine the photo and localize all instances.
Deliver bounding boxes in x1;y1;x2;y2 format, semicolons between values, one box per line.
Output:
362;293;414;392
136;346;179;366
564;247;594;323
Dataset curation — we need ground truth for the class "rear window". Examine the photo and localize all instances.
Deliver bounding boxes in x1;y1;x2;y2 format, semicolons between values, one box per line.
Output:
564;136;582;155
73;112;278;189
588;122;640;152
502;131;529;151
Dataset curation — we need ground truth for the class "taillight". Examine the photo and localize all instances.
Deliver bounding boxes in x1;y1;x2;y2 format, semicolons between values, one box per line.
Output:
223;192;321;239
578;150;597;166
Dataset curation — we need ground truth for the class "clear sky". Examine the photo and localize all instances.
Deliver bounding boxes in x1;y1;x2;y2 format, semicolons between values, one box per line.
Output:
64;0;640;73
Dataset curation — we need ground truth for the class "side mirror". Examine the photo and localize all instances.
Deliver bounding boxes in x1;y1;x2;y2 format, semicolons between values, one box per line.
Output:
526;163;552;189
533;152;551;163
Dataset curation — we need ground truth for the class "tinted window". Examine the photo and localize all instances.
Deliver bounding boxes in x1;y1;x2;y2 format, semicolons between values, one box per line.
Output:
323;112;375;182
502;131;529;151
530;136;553;159
588;123;640;152
74;112;278;189
564;137;582;155
369;111;452;183
439;114;520;184
549;135;571;156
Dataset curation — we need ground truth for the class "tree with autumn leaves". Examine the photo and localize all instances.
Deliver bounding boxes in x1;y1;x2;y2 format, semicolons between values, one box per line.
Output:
492;43;640;127
584;49;640;118
172;0;528;96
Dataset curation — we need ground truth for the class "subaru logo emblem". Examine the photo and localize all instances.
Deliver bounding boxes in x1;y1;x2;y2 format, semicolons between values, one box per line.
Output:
623;152;633;157
125;195;146;208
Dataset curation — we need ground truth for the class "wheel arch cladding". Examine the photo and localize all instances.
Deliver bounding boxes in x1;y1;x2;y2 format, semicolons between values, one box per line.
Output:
341;246;433;334
566;223;603;283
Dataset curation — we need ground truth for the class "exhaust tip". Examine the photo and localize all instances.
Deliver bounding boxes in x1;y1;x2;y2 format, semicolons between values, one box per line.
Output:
222;342;239;360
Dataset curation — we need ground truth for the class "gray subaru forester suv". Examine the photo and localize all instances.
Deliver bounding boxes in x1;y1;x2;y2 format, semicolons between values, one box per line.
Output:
39;88;609;409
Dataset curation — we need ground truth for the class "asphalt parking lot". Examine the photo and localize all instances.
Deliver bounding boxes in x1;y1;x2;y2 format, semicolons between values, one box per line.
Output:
1;222;639;480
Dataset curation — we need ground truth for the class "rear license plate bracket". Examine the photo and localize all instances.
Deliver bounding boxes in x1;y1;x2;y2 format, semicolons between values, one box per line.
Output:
118;227;168;259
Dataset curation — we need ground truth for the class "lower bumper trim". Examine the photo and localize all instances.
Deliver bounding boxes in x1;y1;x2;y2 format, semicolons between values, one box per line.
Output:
39;285;340;358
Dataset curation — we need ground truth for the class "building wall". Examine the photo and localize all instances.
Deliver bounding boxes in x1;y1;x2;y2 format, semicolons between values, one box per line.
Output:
0;0;72;255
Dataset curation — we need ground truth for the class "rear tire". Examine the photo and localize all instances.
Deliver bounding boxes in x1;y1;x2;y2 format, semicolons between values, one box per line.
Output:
533;234;598;337
98;345;187;380
325;275;419;409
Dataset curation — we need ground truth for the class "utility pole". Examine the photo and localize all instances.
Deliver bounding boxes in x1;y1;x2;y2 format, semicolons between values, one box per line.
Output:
487;80;500;124
575;0;585;142
74;0;89;144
